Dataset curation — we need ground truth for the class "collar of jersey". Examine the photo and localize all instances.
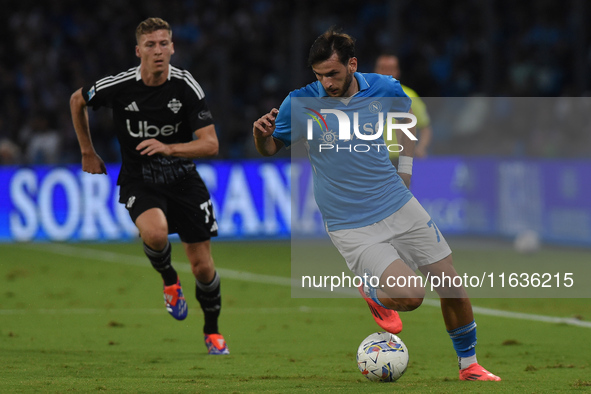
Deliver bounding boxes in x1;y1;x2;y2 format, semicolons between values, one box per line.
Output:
317;72;369;97
135;65;172;81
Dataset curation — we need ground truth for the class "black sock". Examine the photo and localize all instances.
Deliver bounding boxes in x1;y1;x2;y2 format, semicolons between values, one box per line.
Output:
195;271;221;334
143;242;177;286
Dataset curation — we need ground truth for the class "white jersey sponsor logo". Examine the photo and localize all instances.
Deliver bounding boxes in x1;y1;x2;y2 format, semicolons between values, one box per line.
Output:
126;119;182;138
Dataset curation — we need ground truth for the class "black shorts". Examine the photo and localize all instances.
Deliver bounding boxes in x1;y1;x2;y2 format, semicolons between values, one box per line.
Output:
119;174;218;243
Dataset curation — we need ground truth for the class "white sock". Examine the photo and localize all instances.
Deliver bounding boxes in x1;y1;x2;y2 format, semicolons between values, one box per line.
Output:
459;355;477;370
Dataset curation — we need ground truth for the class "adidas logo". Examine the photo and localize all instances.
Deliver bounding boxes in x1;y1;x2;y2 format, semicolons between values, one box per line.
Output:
164;293;175;305
124;101;140;111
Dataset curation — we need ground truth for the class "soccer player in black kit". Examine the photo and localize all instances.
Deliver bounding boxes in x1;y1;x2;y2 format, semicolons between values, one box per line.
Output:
70;17;228;355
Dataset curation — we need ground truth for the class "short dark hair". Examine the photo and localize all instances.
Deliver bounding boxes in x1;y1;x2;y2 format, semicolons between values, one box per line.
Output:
307;28;356;67
135;17;172;43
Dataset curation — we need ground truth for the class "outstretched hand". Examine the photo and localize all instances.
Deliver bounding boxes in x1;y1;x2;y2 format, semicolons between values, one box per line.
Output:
253;108;279;138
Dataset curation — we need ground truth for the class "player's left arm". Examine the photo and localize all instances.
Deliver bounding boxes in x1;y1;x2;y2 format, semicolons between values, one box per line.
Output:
136;124;219;158
398;108;416;188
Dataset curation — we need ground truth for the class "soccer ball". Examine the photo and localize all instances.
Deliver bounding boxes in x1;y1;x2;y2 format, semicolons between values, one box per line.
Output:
356;332;409;382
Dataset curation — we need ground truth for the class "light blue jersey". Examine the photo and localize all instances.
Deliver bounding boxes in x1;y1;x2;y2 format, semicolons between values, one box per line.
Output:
273;72;414;231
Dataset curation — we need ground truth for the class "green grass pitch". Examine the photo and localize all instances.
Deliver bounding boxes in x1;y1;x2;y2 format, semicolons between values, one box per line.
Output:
1;240;590;392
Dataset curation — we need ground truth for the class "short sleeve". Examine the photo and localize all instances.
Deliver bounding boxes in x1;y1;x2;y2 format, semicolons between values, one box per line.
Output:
272;95;293;147
82;81;112;110
390;79;412;113
181;71;214;131
82;68;136;109
185;89;214;131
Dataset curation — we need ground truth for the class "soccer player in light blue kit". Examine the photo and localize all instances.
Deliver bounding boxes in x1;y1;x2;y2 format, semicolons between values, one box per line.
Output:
253;28;501;381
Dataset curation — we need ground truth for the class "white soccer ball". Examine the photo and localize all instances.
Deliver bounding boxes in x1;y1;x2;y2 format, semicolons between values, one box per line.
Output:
356;332;409;382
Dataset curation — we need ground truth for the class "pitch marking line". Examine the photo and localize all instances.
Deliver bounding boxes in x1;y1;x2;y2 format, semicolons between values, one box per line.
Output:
16;243;591;329
28;243;294;286
0;306;356;316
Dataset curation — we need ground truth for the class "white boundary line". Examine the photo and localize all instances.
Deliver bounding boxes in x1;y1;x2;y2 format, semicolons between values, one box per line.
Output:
0;306;355;316
28;243;294;286
420;299;591;328
12;243;591;329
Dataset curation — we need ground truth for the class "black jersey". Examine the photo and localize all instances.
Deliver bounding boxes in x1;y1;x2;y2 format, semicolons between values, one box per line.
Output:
83;65;214;185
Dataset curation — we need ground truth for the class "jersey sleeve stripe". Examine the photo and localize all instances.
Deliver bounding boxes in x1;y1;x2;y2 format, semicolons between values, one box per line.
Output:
96;74;136;91
95;68;137;90
96;71;133;86
171;69;204;99
170;67;205;99
96;70;135;87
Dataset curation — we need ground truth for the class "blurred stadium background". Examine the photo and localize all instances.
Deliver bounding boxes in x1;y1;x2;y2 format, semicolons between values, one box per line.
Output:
0;0;590;246
1;2;591;391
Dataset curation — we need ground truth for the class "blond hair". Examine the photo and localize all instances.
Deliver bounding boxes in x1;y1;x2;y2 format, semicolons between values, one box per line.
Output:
135;17;172;43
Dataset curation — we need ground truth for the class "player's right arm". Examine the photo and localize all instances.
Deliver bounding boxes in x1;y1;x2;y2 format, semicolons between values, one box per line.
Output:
253;108;284;156
70;88;107;174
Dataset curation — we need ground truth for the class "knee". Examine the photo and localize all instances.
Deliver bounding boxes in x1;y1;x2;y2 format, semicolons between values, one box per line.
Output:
190;255;214;278
141;227;169;251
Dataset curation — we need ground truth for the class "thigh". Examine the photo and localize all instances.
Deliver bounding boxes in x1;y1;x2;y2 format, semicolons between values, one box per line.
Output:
329;225;421;299
119;182;168;223
379;259;426;299
135;207;169;248
329;221;401;280
135;207;168;234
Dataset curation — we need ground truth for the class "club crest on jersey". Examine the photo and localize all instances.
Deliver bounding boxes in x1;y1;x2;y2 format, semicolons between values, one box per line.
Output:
369;101;382;113
167;98;182;114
